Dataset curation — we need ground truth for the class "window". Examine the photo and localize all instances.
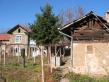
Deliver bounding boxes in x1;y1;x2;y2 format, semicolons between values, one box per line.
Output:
14;47;21;53
18;29;21;33
15;35;22;43
87;45;93;54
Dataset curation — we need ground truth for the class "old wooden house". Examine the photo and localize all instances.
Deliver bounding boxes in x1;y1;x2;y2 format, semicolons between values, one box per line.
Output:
60;11;109;75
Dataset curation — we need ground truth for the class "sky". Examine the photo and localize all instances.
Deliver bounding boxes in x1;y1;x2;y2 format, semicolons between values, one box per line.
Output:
0;0;109;33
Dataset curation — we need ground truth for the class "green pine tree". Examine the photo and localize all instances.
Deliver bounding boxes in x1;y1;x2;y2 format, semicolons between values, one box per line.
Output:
30;3;61;45
30;4;62;81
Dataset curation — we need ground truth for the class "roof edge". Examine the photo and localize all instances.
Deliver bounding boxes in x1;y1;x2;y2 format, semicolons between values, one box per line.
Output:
7;24;32;34
60;11;94;31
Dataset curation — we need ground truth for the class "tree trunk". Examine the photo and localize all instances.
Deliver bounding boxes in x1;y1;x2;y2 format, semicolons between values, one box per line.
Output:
47;46;49;64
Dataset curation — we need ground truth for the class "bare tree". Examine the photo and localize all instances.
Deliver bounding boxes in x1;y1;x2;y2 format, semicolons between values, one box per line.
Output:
58;8;74;25
58;6;85;25
65;8;75;24
58;10;65;26
76;6;85;19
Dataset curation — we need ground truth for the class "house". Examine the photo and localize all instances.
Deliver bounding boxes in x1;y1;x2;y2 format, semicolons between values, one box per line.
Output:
0;34;12;44
0;24;47;57
0;34;13;55
29;39;40;57
60;11;109;75
7;24;32;56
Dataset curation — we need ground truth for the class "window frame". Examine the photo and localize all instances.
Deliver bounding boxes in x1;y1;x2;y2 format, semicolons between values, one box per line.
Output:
15;35;22;43
87;45;93;54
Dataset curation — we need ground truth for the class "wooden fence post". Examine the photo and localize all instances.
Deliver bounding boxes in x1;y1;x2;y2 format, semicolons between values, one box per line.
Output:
4;45;6;67
41;46;44;82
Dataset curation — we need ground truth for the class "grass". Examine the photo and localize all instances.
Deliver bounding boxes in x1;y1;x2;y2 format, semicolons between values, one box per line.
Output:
0;55;42;82
2;55;109;82
65;72;109;82
51;68;62;82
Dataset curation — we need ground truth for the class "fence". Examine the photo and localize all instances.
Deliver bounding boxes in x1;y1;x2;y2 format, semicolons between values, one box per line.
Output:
0;43;70;82
0;43;42;82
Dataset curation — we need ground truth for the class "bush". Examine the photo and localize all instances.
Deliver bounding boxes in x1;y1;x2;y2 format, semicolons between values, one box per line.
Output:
52;68;62;82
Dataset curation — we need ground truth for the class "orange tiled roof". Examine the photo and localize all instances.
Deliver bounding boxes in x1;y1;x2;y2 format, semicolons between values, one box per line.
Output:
0;34;12;41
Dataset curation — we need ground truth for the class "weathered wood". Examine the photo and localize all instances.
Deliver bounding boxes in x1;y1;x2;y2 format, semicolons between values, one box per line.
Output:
3;45;6;67
71;31;73;67
72;18;109;41
41;46;44;82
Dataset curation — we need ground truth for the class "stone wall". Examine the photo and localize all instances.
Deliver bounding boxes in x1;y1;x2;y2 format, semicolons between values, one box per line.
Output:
72;42;109;75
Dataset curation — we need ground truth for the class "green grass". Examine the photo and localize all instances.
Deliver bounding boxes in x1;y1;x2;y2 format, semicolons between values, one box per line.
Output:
0;56;42;82
66;72;109;82
2;55;109;82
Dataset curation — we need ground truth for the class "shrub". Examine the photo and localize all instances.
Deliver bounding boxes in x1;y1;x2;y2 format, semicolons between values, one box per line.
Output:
66;72;95;82
52;68;62;82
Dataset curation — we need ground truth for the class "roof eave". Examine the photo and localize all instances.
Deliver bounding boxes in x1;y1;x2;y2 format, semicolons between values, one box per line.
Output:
60;11;94;31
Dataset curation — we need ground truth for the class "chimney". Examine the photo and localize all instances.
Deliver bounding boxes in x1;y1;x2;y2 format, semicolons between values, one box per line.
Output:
105;11;109;22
